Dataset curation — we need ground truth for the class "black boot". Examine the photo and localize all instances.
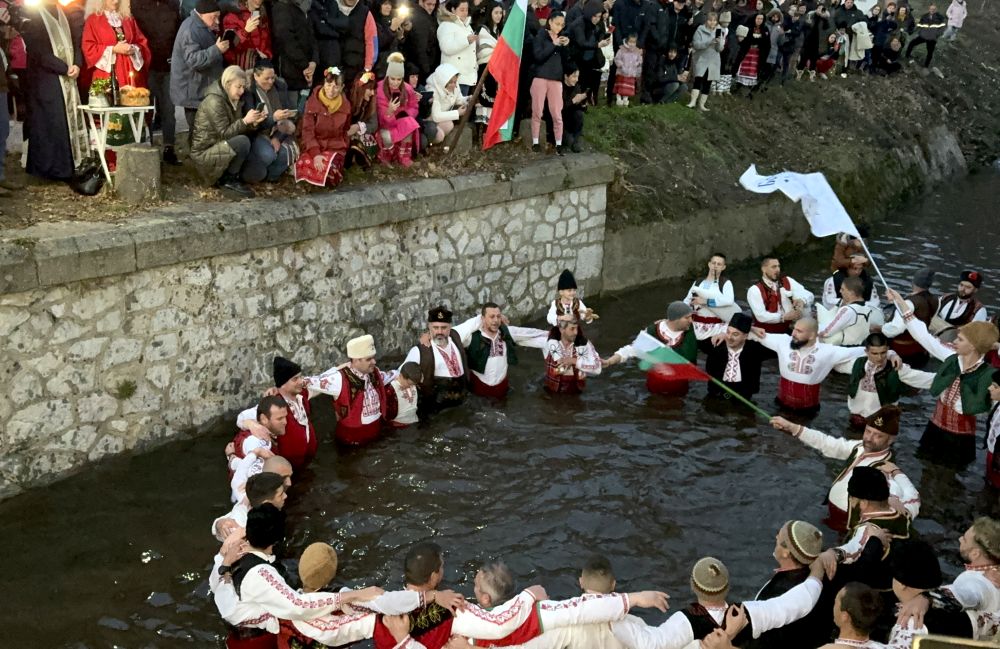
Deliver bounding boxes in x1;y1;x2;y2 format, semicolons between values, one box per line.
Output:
162;146;182;166
215;173;255;198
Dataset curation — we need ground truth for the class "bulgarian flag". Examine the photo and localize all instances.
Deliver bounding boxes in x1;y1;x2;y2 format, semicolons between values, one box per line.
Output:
637;340;712;382
483;0;528;150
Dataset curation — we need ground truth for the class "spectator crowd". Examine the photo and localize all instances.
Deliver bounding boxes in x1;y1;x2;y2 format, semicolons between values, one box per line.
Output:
0;0;972;198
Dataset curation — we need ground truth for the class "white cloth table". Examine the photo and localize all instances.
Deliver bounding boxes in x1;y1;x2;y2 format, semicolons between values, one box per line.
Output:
77;104;153;188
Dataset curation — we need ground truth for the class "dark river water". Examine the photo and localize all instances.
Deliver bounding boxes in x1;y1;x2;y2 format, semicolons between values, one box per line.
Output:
3;173;1000;648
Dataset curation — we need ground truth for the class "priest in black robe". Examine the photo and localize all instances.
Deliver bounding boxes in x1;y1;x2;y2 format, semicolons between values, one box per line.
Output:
21;0;88;180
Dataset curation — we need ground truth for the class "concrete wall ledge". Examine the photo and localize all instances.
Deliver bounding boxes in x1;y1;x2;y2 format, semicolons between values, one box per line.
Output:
0;154;615;295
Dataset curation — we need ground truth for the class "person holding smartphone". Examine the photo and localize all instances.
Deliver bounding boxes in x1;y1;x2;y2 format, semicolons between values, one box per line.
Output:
239;59;297;183
222;0;272;70
687;11;725;111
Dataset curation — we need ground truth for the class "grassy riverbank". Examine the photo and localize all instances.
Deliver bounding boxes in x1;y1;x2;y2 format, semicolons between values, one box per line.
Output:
587;0;1000;231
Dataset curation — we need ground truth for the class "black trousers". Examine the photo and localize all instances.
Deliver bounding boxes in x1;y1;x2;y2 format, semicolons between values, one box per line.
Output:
905;36;937;67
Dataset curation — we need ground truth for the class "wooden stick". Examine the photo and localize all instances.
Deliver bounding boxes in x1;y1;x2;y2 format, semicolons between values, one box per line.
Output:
445;63;490;155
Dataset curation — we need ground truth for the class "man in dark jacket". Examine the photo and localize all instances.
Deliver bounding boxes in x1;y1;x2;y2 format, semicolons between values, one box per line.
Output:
170;0;228;141
640;0;688;102
834;0;865;30
403;0;441;86
271;0;317;97
310;0;374;84
905;3;946;67
134;0;182;164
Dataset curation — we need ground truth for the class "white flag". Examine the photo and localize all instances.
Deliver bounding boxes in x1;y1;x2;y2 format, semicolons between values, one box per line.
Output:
739;165;861;239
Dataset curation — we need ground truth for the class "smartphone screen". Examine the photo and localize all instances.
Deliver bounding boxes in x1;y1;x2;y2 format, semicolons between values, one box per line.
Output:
223;29;237;43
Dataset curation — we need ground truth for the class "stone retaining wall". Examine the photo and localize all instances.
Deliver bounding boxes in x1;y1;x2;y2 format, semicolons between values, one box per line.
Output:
0;155;614;498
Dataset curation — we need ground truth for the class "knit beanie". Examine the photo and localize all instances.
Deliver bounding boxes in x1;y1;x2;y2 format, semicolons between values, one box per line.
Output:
847;466;889;501
273;356;302;388
299;543;339;592
783;520;823;566
667;301;693;321
691;557;729;597
386;52;406;79
959;321;1000;355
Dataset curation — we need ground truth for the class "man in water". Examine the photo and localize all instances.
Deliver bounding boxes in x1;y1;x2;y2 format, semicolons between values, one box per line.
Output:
881;268;938;365
603;301;698;395
543;318;603;394
817;276;884;347
845;333;933;426
746;256;814;336
821;254;879;311
402;306;471;416
752;317;869;413
705;312;766;401
305;334;389;446
934;270;988;330
771;405;920;532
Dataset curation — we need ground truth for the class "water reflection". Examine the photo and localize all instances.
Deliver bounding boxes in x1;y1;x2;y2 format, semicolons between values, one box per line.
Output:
2;174;999;648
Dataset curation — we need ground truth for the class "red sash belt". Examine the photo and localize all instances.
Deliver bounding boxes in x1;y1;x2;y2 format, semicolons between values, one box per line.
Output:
335;418;382;445
778;378;821;410
470;373;510;399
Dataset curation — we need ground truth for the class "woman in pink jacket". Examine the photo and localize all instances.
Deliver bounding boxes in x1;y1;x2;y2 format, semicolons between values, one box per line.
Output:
376;52;420;167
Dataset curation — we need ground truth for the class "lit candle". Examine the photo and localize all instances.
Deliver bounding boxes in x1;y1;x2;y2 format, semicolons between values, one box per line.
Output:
129;71;135;87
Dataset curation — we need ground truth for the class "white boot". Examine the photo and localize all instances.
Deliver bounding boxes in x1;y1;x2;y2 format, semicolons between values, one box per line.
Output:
697;94;710;112
686;89;700;108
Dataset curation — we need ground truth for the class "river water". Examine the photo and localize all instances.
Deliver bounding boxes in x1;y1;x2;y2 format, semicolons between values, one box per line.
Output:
4;173;999;648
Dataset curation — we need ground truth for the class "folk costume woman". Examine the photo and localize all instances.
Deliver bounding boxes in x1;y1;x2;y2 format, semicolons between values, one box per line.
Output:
295;66;354;187
82;0;151;90
347;70;379;170
735;12;769;88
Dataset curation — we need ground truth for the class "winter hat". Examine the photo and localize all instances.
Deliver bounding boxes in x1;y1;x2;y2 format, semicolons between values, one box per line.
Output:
195;0;220;14
865;405;901;436
961;270;984;289
667;301;693;321
299;543;339;592
728;312;753;334
890;540;942;590
386;52;406;79
246;503;286;550
847;466;890;502
719;10;732;25
783;521;823;566
558;269;578;291
691;557;729;596
346;334;376;360
273;356;302;388
912;268;935;290
959;321;999;355
736;24;749;37
428;305;453;323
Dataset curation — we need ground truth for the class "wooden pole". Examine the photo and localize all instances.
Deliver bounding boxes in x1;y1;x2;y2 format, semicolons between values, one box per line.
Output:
445;63;490;155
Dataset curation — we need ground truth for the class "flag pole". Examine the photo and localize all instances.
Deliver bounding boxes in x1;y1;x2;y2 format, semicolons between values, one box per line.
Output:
855;237;891;291
445;65;490;157
637;351;772;420
706;376;774;421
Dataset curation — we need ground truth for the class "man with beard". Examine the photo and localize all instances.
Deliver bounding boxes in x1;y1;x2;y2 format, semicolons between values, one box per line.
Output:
752;317;869;413
770;405;920;532
746;256;814;336
933;270;988;331
229;395;288;503
894;517;1000;642
236;356;318;472
403;306;471;415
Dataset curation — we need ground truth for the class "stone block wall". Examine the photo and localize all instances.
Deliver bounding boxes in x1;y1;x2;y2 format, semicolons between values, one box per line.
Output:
0;155;614;498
